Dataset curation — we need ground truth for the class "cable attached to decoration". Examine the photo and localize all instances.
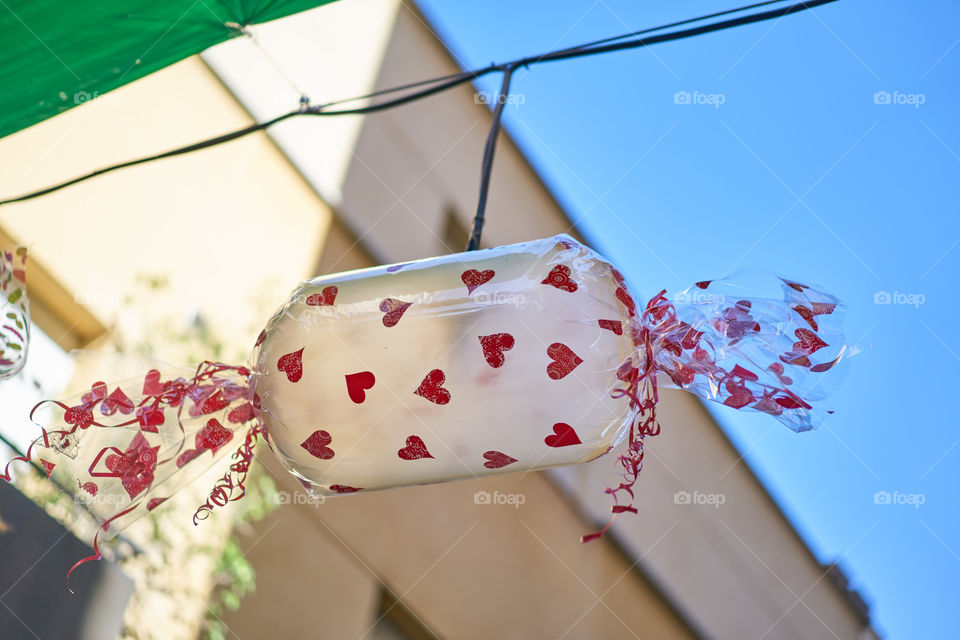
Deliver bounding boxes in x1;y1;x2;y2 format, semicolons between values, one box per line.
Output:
466;64;515;251
0;0;840;207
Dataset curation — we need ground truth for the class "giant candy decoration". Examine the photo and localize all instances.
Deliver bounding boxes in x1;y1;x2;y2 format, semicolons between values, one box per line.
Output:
2;235;847;559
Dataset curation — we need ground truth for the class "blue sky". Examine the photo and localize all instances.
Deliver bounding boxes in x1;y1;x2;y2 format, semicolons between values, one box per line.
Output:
416;1;959;637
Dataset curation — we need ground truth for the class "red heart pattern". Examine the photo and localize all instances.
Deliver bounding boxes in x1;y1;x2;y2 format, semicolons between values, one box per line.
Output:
306;286;338;306
461;269;495;294
345;371;376;404
479;333;515;368
541;265;578;292
379;298;413;327
414;369;450;405
483;451;517;469
301;430;335;460
597;319;623;335
544;423;581;447
546;342;582;380
277;348;304;383
398;435;433;460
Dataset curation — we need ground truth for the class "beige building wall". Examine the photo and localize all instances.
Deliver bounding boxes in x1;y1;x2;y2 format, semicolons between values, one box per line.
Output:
0;1;877;638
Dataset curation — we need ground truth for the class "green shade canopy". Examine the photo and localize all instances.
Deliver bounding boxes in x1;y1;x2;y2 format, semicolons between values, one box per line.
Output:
0;0;339;139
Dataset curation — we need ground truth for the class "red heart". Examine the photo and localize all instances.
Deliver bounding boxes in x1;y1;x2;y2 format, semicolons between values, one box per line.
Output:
597;319;623;335
793;328;828;355
483;450;517;469
277;348;304;383
300;429;335;459
723;384;755;409
143;369;164;396
379;298;413;327
227;402;256;424
147;497;168;511
345;371;376;404
414;369;451;405
461;269;495;294
196;418;233;452
306;286;338;306
546;343;583;380
615;287;636;313
398;435;434;460
101;387;134;416
478;333;515;368
136;406;164;432
541;265;578;293
330;484;362;493
544;423;581;447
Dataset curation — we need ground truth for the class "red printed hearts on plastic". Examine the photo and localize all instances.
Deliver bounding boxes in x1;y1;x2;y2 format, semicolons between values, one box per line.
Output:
306;286;338;306
414;369;450;405
379;298;413;327
330;485;362;493
482;451;517;469
544;423;581;447
541;265;578;292
597;319;623;335
461;269;495;294
479;333;515;368
546;342;582;380
277;348;304;383
300;430;335;460
345;371;376;403
398;435;433;460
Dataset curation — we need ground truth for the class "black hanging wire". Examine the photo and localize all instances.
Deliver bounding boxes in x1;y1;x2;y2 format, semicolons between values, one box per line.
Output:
466;63;515;251
0;0;839;211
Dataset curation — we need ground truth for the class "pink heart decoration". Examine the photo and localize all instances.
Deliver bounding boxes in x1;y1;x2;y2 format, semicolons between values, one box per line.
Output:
414;369;451;405
544;422;581;448
398;435;434;460
478;333;515;368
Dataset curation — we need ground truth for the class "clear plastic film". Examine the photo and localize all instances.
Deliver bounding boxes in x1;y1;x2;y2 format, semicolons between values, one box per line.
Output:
2;235;850;557
0;247;28;380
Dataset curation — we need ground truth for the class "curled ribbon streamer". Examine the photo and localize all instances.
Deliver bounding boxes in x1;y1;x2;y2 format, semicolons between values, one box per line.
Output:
0;247;28;380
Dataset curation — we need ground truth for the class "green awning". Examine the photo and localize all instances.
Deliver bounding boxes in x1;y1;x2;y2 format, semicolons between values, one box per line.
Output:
0;0;339;139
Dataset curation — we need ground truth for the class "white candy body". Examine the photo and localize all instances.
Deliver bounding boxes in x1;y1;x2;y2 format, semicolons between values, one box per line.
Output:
251;235;639;495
